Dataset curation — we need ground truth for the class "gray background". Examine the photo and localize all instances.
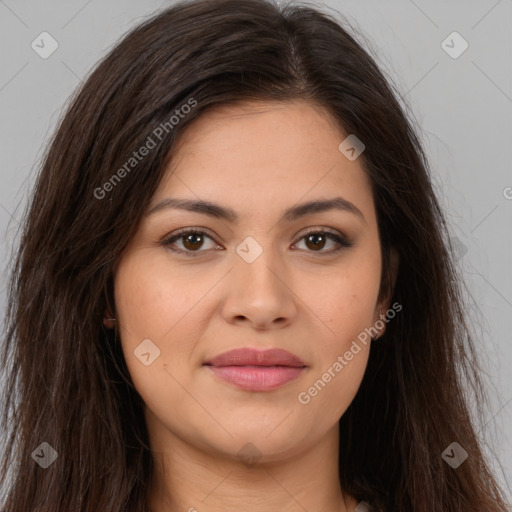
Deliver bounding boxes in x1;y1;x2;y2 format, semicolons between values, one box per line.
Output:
1;0;511;500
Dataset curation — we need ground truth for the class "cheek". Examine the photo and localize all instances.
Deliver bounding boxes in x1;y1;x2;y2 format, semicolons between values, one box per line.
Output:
296;305;372;419
112;252;197;412
298;347;370;416
309;254;382;343
293;255;379;414
113;250;220;392
114;250;205;341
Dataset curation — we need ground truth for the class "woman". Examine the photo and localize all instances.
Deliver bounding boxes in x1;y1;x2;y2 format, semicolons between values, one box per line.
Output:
0;0;509;510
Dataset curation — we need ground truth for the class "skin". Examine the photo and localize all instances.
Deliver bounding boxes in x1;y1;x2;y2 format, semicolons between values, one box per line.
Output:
113;100;399;512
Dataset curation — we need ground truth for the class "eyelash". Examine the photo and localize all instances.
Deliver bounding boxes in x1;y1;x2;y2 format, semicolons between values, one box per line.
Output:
161;227;353;258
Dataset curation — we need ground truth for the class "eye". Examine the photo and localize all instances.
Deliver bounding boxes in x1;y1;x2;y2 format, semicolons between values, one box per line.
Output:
161;227;353;257
161;228;220;257
292;228;353;255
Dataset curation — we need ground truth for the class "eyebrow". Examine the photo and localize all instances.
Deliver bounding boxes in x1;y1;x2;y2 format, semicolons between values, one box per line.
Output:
146;196;366;224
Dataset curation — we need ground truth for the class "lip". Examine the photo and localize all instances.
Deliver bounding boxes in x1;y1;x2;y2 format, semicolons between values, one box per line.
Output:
204;347;305;367
203;348;307;391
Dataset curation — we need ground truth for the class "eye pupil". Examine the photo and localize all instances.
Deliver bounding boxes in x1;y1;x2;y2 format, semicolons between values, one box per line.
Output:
305;233;326;251
183;233;203;251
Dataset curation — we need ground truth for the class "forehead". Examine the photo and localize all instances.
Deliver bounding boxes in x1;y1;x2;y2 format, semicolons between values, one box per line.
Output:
152;100;375;225
169;99;345;167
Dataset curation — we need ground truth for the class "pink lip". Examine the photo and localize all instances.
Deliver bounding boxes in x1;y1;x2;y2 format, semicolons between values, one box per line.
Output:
204;348;307;391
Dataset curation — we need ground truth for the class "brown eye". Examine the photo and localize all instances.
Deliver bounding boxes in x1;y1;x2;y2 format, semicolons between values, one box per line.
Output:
305;232;328;251
182;232;205;251
294;229;352;255
162;229;219;256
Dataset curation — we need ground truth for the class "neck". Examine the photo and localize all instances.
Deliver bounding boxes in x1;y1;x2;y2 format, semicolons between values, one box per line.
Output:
145;410;357;512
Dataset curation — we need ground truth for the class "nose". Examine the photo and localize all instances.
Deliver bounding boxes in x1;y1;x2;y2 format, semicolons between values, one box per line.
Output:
220;244;298;331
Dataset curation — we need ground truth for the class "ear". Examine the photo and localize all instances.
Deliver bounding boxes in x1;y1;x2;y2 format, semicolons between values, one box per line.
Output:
103;309;116;329
372;246;399;334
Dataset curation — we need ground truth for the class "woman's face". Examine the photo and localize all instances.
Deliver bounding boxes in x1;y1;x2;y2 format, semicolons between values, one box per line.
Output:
114;100;394;463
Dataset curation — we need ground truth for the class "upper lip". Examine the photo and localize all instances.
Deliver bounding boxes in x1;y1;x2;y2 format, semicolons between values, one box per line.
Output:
204;348;306;367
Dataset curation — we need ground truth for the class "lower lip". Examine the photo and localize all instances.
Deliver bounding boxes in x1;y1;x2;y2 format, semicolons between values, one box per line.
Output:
205;365;306;391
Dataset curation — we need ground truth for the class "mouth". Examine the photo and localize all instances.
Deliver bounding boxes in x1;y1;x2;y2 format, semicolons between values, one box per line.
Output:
203;347;307;391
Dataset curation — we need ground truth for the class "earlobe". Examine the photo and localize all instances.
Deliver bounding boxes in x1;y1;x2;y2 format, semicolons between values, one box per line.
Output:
103;309;116;329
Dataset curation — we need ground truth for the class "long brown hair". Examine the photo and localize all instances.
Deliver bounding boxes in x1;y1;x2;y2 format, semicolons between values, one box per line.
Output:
1;0;509;510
